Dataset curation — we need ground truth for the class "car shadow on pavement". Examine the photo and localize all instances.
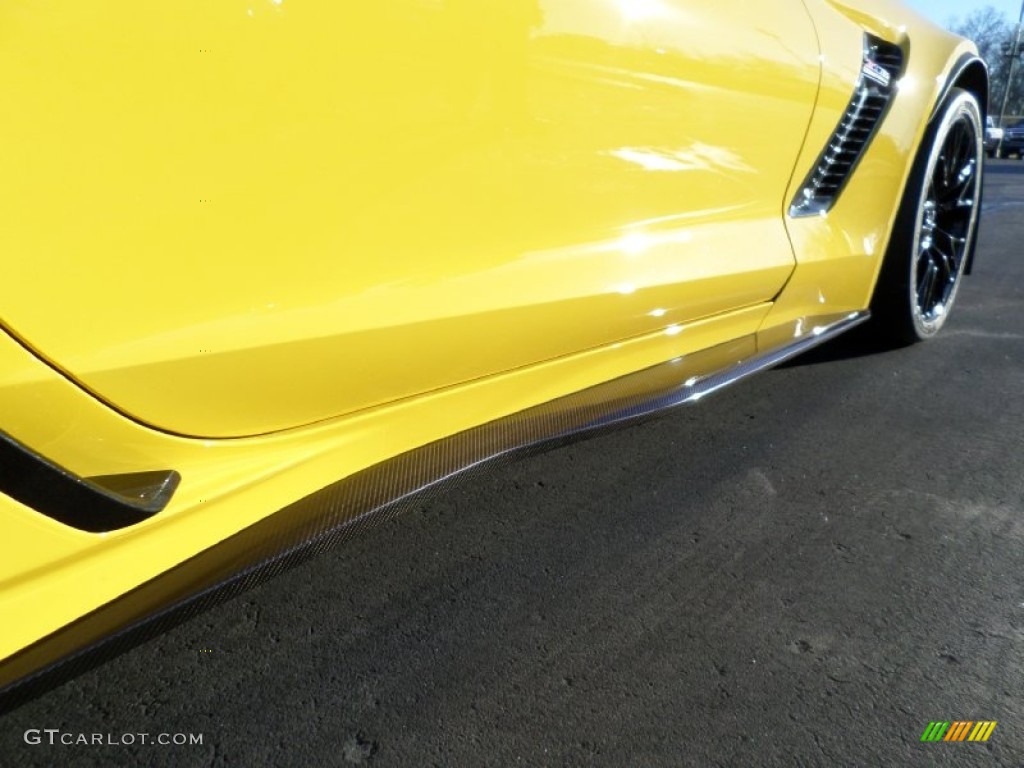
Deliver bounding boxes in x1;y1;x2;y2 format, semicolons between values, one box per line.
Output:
778;323;900;368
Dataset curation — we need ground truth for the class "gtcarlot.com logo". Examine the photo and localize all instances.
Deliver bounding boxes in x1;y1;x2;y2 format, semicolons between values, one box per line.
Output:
24;729;203;747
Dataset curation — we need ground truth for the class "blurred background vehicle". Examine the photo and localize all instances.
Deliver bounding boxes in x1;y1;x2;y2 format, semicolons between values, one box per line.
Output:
986;115;1005;156
999;119;1024;157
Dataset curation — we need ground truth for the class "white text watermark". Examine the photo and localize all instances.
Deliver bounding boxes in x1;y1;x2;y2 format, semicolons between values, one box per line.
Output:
24;729;203;747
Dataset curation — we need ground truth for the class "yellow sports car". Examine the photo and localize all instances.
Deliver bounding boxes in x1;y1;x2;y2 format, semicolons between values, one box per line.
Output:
0;0;986;702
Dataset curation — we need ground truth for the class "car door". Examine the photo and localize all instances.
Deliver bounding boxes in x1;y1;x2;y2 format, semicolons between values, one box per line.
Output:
0;0;822;437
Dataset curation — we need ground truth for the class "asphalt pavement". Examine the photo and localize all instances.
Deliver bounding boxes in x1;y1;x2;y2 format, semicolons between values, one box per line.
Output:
1;160;1023;767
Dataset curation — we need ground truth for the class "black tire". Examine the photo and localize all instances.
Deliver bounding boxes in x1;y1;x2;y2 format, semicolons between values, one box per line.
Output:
871;88;983;345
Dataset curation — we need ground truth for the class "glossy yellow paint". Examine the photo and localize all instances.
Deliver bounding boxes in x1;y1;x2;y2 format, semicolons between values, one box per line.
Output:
0;0;820;438
0;0;977;673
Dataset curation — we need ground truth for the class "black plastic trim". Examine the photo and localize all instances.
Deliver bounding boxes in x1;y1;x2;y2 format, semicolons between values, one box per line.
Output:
0;431;179;533
930;52;988;123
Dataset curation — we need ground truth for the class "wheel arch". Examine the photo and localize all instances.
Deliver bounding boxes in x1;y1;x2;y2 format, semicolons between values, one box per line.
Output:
931;54;989;125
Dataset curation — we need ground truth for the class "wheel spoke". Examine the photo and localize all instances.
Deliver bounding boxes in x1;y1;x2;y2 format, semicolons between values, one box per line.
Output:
935;156;974;207
917;256;940;311
930;227;962;282
945;161;975;207
954;160;976;206
934;224;966;251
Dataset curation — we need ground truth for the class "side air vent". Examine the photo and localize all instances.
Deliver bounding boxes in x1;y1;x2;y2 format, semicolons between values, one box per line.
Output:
790;35;905;217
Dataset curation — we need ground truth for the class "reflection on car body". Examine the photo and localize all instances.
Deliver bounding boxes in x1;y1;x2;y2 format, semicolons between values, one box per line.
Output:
0;0;990;704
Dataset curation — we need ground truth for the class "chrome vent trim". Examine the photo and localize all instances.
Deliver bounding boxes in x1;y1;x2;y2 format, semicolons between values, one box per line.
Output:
790;35;905;218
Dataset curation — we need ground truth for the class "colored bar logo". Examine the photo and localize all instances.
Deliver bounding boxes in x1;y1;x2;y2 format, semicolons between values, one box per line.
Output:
920;721;997;742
